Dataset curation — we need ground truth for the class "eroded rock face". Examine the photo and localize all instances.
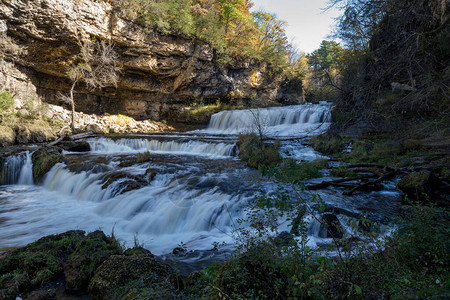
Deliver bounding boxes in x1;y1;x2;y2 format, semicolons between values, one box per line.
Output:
0;0;283;121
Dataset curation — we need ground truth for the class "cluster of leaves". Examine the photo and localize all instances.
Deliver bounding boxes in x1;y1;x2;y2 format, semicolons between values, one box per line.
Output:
237;133;281;169
119;0;292;71
0;90;14;115
185;196;448;299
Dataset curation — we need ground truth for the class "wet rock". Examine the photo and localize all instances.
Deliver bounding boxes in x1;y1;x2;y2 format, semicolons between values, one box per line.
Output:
319;213;344;239
89;252;183;300
397;170;439;202
102;171;150;195
59;140;91;152
63;231;122;292
145;168;157;181
172;247;188;257
31;146;63;181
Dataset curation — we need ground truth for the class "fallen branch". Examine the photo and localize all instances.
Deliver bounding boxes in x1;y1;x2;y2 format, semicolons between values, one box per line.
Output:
306;175;373;190
343;170;397;195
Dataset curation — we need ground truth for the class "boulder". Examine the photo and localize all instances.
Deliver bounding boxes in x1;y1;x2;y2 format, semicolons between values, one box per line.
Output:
319;213;344;239
63;231;122;292
31;146;63;181
397;170;439;202
89;252;182;300
59;140;91;152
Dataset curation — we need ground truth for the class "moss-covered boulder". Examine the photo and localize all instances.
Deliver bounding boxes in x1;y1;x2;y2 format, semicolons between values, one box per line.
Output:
0;230;85;299
397;170;438;202
63;231;123;292
31;146;63;181
89;250;183;300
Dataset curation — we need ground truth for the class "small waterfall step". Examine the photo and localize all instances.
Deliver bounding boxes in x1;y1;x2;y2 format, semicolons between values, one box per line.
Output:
1;151;34;185
87;137;236;157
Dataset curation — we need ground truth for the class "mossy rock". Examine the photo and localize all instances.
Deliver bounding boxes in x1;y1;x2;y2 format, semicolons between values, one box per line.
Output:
63;230;123;292
0;230;85;299
397;171;439;202
309;134;344;155
89;252;182;300
31;146;63;181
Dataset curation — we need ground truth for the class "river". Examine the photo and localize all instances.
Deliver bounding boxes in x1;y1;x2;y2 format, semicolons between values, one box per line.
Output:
0;102;402;263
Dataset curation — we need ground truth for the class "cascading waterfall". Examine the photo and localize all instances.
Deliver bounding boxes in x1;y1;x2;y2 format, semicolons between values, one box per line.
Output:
1;151;34;185
88;137;236;157
0;102;399;256
204;102;333;137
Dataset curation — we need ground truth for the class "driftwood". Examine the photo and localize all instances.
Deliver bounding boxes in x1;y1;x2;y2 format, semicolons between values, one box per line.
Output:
343;170;397;195
307;163;401;195
47;132;95;147
306;175;373;190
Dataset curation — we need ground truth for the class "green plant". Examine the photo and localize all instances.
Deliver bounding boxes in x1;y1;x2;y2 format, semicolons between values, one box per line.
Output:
0;90;14;114
237;133;282;169
279;158;328;182
136;152;151;163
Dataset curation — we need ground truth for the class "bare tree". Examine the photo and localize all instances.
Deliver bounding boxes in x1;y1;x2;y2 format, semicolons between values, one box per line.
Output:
249;108;269;148
61;40;122;132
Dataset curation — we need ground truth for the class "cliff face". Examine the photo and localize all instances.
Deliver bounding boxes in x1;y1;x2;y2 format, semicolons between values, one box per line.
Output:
0;0;283;121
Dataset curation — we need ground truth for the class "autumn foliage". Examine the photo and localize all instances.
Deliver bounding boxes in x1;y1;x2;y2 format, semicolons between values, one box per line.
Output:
120;0;292;71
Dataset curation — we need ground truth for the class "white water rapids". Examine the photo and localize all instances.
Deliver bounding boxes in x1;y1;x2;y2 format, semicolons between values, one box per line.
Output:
0;103;399;257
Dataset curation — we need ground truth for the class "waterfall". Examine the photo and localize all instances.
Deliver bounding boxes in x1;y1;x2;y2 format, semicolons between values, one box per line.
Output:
42;163;114;202
1;151;34;185
88;137;236;157
204;102;333;137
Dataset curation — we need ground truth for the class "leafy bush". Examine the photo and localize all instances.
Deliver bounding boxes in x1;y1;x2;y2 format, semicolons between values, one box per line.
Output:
330;166;357;177
280;158;328;181
237;133;281;169
309;134;344;155
338;139;402;165
0;90;14;114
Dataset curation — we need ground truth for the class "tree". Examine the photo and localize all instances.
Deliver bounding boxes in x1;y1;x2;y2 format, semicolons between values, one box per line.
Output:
63;40;122;132
327;0;391;49
217;0;253;35
252;11;289;69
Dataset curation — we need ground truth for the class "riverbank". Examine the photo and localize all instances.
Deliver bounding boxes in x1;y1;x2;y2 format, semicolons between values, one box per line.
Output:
0;93;175;148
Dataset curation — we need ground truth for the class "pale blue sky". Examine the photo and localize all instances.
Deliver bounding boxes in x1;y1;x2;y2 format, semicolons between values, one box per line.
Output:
252;0;341;54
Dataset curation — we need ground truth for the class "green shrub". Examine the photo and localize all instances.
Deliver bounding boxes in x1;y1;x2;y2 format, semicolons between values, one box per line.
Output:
309;134;344;155
336;139;402;165
280;158;328;181
0;90;14;114
330;166;356;177
237;133;282;169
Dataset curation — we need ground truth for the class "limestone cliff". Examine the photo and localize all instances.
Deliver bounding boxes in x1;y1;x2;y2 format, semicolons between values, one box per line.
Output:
0;0;284;121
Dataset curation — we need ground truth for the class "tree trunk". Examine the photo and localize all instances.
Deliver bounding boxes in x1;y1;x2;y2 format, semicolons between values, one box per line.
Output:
70;80;77;133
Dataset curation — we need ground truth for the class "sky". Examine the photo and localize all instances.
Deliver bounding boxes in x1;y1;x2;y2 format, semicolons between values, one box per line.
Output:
251;0;341;54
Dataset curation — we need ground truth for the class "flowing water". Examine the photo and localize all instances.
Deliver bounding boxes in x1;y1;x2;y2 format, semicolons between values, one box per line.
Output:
0;103;402;260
